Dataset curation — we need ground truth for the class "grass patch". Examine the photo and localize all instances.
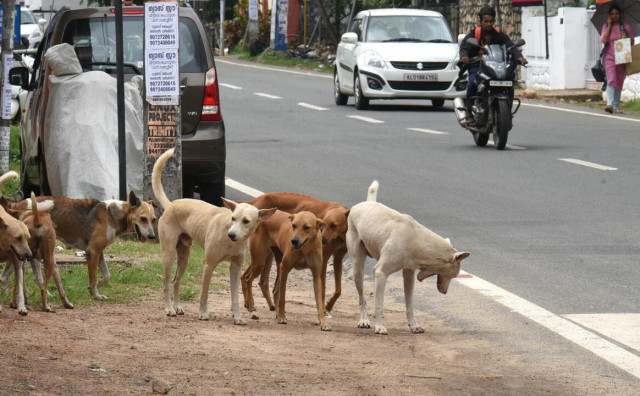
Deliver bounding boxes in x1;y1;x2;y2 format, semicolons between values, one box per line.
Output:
621;98;640;113
0;239;242;309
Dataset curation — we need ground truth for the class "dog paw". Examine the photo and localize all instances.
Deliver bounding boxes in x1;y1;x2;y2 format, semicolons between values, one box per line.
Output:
320;323;332;331
198;312;210;320
18;308;28;316
44;305;55;313
63;301;75;309
269;306;276;312
176;307;185;315
166;309;177;317
234;317;247;325
410;325;424;334
374;325;388;335
277;318;287;325
357;321;371;329
92;293;107;300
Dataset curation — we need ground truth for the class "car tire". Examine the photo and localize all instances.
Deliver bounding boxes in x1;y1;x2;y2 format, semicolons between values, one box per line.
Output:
431;99;445;108
334;71;348;105
354;74;369;110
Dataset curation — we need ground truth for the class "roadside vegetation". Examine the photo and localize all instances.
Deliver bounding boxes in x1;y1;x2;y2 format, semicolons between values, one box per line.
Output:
0;124;221;310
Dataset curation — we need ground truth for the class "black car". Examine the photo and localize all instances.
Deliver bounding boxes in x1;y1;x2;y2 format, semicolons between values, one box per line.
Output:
11;6;225;205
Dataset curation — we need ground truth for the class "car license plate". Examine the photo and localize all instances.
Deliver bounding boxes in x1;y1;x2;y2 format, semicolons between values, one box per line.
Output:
404;73;438;81
490;80;513;87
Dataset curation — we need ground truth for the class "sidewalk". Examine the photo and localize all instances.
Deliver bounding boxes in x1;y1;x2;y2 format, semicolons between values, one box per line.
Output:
515;87;603;102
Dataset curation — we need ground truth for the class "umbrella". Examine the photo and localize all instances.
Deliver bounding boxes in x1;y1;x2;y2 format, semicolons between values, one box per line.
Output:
590;0;640;36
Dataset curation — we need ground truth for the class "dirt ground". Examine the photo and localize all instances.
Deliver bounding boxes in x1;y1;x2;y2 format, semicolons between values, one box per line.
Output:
0;260;635;396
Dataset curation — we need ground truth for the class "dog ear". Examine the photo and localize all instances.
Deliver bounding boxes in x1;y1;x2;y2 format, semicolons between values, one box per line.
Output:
316;219;326;232
454;252;470;262
288;214;294;222
221;197;237;210
259;207;277;221
343;209;350;219
128;190;141;207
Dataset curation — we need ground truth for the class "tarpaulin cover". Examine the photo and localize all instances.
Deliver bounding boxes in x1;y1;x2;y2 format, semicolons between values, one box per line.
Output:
43;43;144;201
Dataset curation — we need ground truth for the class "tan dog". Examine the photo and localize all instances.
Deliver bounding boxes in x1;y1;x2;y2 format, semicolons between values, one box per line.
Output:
0;171;33;315
346;181;470;334
152;147;276;324
1;193;74;312
9;191;156;300
241;210;330;331
243;193;349;315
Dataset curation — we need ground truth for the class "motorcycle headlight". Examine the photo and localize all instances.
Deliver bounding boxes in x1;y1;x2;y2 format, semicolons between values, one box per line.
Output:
362;51;385;69
484;60;507;78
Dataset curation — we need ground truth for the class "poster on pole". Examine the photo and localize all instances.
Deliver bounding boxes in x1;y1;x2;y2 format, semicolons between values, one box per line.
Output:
2;54;14;120
249;0;258;21
145;2;179;105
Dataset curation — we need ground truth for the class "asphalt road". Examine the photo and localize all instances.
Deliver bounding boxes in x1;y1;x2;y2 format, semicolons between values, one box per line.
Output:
214;56;640;382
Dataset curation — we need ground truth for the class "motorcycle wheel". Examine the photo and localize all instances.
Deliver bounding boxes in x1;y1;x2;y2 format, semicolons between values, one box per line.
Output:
334;71;348;105
493;100;511;150
473;132;489;147
354;74;369;110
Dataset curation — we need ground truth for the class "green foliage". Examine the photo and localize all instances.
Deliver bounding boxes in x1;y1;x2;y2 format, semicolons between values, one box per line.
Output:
223;0;271;50
621;98;640;112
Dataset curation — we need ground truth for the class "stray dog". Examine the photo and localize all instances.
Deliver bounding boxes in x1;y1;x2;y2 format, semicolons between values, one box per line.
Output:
0;171;33;315
153;147;276;323
8;191;156;300
1;192;74;312
241;210;330;330
243;193;350;315
346;181;470;334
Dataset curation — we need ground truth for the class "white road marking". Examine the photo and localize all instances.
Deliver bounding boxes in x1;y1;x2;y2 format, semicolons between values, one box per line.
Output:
219;83;242;90
254;93;282;99
347;115;385;124
522;103;640;123
564;314;640;353
558;158;618;170
488;139;526;150
456;270;640;380
225;178;264;198
298;102;329;111
407;128;448;135
217;58;333;78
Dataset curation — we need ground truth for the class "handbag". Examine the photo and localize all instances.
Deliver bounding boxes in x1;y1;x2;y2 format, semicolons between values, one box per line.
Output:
591;45;607;83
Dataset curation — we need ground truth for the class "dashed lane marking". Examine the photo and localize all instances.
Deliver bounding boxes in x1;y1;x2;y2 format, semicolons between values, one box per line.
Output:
298;102;329;111
254;93;282;99
407;128;448;135
219;83;242;90
558;158;617;171
347;115;385;124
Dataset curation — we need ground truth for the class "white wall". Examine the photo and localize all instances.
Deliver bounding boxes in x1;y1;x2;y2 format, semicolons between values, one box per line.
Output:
520;7;640;100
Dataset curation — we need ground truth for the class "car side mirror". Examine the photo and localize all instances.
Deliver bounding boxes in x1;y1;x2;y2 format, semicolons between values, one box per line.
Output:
341;32;358;45
38;18;47;32
9;67;30;90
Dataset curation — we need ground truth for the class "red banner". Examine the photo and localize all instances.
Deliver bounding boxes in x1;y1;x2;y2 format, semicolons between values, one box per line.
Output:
512;0;544;6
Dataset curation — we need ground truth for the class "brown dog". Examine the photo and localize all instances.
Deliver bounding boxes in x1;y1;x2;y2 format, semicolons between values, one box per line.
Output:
241;210;330;331
243;193;349;315
0;171;33;315
1;193;74;312
9;191;156;299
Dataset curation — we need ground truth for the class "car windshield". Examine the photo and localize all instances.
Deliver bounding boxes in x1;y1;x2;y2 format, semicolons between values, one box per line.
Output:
61;16;207;72
366;15;453;43
21;10;37;25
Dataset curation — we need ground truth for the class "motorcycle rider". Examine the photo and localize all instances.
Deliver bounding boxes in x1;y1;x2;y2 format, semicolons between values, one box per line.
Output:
459;6;528;124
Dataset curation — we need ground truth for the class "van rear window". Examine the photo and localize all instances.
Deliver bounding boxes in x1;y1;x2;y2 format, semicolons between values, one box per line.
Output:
61;16;207;73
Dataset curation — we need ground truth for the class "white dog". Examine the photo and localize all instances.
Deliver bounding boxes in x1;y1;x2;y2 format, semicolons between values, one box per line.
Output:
152;147;276;324
346;181;470;334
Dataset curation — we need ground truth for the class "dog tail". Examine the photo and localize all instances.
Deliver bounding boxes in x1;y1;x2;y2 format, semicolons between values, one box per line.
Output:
367;180;379;202
30;191;40;223
152;148;174;209
0;170;19;191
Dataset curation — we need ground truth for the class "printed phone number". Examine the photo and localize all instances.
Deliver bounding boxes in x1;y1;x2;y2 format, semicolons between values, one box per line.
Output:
149;40;176;46
149;34;176;40
149;81;176;87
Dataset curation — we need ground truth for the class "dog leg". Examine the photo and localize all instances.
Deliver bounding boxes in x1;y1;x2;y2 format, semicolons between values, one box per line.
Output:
12;259;27;316
229;257;247;325
30;259;45;291
86;250;107;300
52;265;74;309
172;241;191;316
325;248;346;315
40;258;54;312
350;244;370;329
311;262;331;331
198;258;218;320
373;265;389;335
259;256;276;311
162;244;178;316
403;269;423;333
96;253;110;288
275;260;293;325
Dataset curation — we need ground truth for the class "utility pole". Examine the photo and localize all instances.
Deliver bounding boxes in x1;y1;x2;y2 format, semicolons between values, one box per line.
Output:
0;0;16;174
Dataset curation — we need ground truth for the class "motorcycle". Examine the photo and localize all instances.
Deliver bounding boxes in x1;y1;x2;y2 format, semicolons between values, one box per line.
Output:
453;38;526;150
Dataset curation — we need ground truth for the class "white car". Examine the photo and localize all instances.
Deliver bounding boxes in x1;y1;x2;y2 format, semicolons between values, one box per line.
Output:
334;8;464;109
17;7;46;50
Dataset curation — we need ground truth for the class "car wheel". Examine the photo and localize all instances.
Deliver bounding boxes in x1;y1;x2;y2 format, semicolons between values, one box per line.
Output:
354;74;369;110
431;99;445;108
334;71;348;105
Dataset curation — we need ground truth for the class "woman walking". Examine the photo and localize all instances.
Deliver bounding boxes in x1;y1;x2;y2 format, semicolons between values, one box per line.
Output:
601;3;634;114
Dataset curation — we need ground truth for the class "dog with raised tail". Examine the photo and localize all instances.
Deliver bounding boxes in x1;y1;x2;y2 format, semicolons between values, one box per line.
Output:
0;171;33;315
6;191;156;300
346;180;470;334
152;147;276;324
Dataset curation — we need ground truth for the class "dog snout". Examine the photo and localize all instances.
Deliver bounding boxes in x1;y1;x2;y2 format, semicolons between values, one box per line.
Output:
321;237;328;245
228;232;237;241
291;238;299;249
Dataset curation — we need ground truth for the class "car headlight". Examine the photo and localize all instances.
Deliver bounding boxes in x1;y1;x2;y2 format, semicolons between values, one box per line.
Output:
362;50;385;69
452;53;460;69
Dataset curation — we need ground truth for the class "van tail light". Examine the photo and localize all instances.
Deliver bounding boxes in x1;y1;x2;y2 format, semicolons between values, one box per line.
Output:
201;66;222;122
